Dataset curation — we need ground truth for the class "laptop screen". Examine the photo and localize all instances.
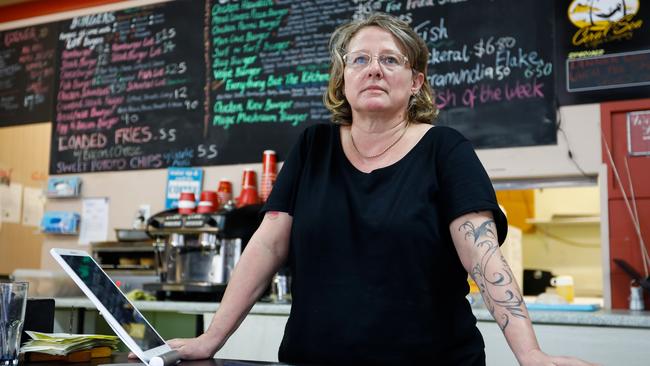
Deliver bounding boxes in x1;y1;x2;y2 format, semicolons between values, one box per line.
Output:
60;254;165;350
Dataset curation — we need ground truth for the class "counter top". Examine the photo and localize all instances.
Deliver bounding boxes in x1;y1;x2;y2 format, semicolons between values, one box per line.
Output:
54;297;650;329
54;297;291;316
22;352;285;366
472;306;650;328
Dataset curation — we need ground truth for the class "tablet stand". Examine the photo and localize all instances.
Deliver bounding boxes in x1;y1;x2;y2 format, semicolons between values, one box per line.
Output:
98;349;181;366
99;315;181;366
150;350;181;366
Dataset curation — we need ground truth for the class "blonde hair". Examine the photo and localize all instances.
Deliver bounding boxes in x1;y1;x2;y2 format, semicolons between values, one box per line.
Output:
323;13;437;125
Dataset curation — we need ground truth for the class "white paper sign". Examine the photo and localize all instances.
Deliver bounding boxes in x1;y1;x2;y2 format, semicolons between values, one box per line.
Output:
22;187;45;227
79;197;109;245
0;183;22;223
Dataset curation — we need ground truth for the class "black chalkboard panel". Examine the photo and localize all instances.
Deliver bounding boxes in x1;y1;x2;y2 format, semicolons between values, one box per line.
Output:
207;0;353;164
555;0;650;105
404;0;557;148
0;23;58;126
49;0;559;173
208;0;557;162
50;0;206;174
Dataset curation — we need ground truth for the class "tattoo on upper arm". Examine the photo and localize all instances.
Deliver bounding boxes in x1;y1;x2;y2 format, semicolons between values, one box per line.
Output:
266;211;280;220
459;219;526;331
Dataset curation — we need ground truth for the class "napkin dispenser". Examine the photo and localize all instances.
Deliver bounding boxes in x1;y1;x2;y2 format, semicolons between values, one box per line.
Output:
40;211;80;234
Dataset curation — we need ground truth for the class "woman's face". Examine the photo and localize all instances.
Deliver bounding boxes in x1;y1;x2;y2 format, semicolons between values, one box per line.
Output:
343;26;423;120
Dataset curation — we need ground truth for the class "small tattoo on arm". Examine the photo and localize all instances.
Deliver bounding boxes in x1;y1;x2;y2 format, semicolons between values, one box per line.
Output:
460;220;526;331
266;211;280;220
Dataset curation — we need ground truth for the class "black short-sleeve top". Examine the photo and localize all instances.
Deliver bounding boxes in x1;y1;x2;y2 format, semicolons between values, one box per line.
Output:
262;123;507;365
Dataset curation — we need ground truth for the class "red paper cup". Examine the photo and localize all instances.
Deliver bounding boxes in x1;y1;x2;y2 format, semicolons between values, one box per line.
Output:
237;169;259;207
241;168;258;189
237;188;259;208
197;190;218;213
178;191;196;214
217;179;233;208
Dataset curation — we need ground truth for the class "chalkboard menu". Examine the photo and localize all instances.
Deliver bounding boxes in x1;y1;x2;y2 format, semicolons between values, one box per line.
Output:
555;0;650;105
50;0;206;174
401;0;557;148
207;0;557;155
0;23;58;126
208;0;352;164
48;0;559;173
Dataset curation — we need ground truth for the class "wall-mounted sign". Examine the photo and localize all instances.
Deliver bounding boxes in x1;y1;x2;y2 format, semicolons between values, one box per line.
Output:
567;49;650;92
567;0;642;49
627;110;650;156
556;0;650;105
165;167;203;209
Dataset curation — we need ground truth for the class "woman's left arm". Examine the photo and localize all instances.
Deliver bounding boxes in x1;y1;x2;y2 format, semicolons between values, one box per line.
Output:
450;210;598;366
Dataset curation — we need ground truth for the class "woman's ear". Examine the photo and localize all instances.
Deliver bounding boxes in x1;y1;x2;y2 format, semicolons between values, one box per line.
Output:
411;71;425;94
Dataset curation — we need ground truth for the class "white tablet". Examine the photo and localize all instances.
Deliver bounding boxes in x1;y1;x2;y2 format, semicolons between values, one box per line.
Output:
50;248;178;366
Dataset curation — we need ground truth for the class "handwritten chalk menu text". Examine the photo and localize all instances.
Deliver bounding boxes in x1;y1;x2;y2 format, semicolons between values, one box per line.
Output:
383;0;556;148
47;0;559;173
207;0;350;163
50;0;206;174
0;23;58;126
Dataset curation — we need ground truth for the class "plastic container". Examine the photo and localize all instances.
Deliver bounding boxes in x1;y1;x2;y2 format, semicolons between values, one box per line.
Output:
550;275;575;303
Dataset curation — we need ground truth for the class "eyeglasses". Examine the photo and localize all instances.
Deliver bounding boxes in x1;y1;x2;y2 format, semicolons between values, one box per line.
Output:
342;51;409;71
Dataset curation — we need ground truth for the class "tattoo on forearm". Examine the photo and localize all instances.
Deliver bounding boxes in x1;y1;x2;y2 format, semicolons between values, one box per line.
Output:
460;219;526;331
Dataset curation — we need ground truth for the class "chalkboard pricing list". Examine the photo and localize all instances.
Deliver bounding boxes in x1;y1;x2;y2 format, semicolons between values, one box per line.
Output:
0;25;57;125
393;0;556;148
432;35;553;110
46;0;558;173
210;0;343;130
52;3;206;174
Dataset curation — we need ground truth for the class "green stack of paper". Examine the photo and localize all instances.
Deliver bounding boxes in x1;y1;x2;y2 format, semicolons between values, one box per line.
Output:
21;331;120;355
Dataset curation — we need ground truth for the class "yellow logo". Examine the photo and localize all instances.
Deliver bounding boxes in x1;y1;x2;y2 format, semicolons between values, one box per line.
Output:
568;0;643;47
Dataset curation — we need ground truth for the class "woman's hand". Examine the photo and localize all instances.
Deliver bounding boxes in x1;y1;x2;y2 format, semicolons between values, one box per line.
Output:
166;333;220;360
519;349;600;366
127;333;220;361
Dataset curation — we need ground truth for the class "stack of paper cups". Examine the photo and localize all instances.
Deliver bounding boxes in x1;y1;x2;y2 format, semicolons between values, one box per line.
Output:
260;150;277;202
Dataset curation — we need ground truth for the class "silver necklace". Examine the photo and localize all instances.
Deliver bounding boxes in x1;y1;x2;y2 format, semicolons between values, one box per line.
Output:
349;122;409;159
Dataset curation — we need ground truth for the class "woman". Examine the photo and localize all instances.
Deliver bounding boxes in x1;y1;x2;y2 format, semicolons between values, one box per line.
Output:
166;13;596;365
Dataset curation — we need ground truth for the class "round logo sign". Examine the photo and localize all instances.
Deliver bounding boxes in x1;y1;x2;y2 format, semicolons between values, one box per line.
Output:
568;0;640;28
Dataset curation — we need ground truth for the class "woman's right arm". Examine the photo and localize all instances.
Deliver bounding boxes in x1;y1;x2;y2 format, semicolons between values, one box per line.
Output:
167;210;292;359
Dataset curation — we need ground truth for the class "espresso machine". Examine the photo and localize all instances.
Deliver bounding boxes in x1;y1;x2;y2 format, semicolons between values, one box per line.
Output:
143;204;262;301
